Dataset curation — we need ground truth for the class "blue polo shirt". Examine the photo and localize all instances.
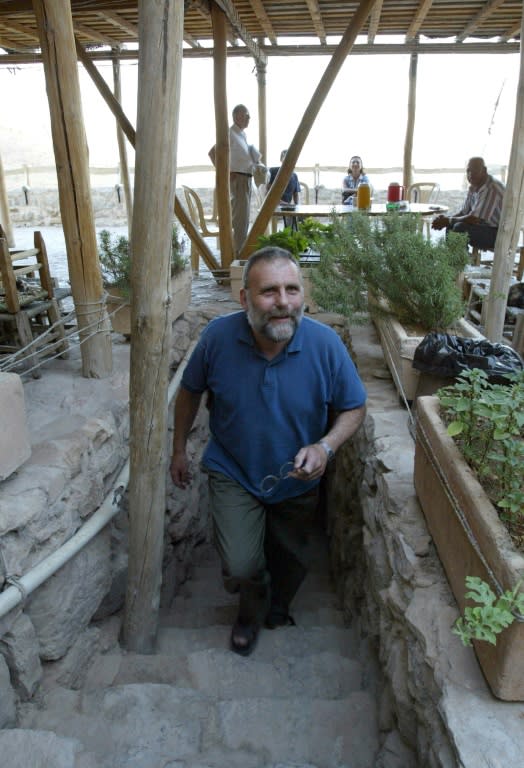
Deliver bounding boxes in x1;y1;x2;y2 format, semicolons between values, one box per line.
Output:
181;311;367;502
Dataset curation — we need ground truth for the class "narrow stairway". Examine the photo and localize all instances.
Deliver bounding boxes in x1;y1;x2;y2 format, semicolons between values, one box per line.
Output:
16;526;381;768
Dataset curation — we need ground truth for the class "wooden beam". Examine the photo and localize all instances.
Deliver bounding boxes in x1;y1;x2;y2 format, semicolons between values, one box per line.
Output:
485;7;524;341
32;0;112;378
0;20;39;42
368;0;383;44
111;50;133;229
241;0;380;257
211;1;234;267
73;20;120;47
456;0;506;43
100;10;138;39
247;0;277;45
1;40;520;65
406;0;434;43
305;0;326;46
123;0;184;655
212;0;267;65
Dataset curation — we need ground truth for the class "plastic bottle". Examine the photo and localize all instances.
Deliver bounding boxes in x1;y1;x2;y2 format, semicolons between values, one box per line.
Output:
357;182;371;210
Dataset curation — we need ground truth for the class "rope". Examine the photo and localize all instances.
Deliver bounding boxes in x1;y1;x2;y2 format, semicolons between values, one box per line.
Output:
5;576;28;604
0;296;125;378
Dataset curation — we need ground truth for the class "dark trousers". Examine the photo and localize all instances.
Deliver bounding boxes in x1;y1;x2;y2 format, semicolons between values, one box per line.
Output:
449;221;498;250
207;470;319;626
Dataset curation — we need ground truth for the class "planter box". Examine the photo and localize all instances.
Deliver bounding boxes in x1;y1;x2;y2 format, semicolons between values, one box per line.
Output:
230;259;319;313
371;308;484;402
414;395;524;701
105;267;192;337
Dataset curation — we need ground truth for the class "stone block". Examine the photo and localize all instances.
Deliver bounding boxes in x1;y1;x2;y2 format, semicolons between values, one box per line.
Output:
0;373;31;481
0;654;16;727
0;612;42;700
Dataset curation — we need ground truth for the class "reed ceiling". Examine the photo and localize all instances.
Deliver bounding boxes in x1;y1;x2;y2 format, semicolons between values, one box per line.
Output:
0;1;521;65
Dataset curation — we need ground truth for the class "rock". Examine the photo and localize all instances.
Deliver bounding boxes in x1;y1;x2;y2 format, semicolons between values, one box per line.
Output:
0;612;42;700
0;653;16;727
26;530;111;660
0;729;98;768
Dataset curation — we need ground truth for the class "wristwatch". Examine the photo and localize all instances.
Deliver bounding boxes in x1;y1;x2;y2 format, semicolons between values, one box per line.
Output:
319;440;335;463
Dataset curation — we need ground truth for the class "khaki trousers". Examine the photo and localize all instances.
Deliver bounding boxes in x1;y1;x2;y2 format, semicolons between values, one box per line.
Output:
230;173;252;254
207;470;319;626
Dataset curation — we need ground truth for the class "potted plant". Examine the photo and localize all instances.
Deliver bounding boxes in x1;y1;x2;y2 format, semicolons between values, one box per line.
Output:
414;368;524;700
230;218;333;312
99;225;191;337
312;211;483;400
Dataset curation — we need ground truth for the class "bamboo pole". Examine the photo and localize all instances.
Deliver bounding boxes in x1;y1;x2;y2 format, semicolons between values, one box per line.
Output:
0;151;15;247
75;41;219;272
240;0;380;257
211;1;234;268
485;7;524;341
403;51;418;192
32;0;112;379
112;50;133;232
122;0;184;654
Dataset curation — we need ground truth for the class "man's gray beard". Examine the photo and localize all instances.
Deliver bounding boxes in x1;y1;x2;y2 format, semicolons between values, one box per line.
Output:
246;301;304;342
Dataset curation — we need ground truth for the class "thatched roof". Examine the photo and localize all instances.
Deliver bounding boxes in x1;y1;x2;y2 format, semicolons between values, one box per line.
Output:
0;1;521;65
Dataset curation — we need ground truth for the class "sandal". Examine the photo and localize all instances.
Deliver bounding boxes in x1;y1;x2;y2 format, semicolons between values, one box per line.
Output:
230;619;259;657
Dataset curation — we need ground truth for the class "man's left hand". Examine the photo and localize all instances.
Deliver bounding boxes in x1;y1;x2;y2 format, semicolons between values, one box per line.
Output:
290;443;330;481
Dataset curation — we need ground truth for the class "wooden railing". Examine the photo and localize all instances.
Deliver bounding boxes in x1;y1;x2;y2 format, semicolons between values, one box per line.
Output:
4;162;509;191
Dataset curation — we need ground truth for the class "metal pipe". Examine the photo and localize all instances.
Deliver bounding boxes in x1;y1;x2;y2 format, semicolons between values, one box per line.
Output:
0;340;197;620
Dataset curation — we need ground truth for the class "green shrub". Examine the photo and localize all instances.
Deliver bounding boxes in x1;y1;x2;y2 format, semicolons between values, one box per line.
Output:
314;212;469;330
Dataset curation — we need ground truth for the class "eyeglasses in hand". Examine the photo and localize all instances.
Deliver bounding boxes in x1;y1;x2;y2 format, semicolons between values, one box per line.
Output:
259;461;296;496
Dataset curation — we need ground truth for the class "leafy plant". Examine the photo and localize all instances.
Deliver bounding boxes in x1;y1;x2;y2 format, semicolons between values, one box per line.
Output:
438;368;524;544
256;217;333;260
313;211;469;330
452;576;524;646
98;224;187;299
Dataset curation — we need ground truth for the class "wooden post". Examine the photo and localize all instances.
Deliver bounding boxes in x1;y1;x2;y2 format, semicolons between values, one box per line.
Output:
240;0;380;257
112;50;133;231
122;0;184;654
0;152;15;247
403;51;418;193
485;7;524;341
257;58;267;165
32;0;112;379
211;1;234;267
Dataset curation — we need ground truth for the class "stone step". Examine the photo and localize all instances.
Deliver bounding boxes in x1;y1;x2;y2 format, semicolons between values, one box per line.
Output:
182;564;335;596
85;646;364;699
161;599;346;629
18;683;379;768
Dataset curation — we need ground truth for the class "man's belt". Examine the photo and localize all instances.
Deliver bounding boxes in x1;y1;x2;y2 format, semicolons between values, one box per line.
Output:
230;171;252;177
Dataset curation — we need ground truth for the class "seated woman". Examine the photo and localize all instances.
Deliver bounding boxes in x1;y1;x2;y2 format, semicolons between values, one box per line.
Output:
342;156;370;203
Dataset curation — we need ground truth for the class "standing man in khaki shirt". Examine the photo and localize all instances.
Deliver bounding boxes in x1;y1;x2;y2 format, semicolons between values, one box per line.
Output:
209;104;263;254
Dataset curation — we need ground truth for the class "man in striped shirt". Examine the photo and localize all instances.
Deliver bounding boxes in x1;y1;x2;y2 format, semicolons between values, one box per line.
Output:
431;157;505;250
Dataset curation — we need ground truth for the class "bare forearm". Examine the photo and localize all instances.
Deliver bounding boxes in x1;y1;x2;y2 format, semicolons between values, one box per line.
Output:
173;387;203;453
322;405;366;452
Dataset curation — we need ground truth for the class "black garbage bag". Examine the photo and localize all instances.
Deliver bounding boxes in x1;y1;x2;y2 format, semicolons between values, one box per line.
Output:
412;332;524;384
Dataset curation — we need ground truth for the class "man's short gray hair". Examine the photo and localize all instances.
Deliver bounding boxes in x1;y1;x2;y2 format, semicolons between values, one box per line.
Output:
242;247;301;289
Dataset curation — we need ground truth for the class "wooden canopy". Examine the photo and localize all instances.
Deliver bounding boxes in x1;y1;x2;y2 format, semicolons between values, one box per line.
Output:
0;0;521;64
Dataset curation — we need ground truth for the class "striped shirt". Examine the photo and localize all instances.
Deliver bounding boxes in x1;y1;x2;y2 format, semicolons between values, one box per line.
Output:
456;175;505;228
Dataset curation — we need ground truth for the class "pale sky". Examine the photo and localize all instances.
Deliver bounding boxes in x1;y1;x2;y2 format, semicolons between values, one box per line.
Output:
0;46;519;185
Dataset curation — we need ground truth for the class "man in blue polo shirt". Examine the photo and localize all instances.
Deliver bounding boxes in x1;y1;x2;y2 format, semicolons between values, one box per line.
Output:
170;247;367;656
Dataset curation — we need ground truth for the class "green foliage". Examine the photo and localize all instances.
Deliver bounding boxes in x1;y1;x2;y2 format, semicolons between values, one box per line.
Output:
98;224;187;299
313;211;469;330
256;217;333;260
438;368;524;538
452;576;524;646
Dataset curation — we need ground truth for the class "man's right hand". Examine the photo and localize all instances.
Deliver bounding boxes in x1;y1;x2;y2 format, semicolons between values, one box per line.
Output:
170;450;192;489
431;214;449;231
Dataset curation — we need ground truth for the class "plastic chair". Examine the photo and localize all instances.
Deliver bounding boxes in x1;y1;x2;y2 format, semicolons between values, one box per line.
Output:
182;185;219;271
407;182;440;204
299;181;310;204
